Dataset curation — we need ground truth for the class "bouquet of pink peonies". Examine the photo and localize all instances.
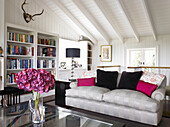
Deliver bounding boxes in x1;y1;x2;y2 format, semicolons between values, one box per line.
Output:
15;68;55;122
15;68;55;93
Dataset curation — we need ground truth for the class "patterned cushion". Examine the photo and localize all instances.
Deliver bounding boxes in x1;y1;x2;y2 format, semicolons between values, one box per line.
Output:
103;89;160;113
140;71;165;87
66;86;110;101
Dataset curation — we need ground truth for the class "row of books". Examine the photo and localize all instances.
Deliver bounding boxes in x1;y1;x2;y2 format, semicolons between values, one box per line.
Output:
37;47;56;57
37;60;55;68
7;45;34;56
49;70;55;76
38;38;56;46
7;73;16;83
7;59;33;69
8;32;34;43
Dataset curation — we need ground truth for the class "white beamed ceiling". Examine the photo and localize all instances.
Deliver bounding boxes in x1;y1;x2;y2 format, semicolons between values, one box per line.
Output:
43;0;170;43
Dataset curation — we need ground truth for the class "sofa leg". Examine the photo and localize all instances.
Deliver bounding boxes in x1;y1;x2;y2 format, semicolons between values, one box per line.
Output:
65;105;71;109
152;125;157;127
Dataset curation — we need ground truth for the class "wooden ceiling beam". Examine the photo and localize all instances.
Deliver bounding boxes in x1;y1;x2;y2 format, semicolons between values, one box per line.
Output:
52;0;98;44
72;0;110;44
94;0;123;43
141;0;157;40
117;0;139;42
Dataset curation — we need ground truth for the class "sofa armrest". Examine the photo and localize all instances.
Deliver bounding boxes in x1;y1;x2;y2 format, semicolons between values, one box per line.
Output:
151;87;166;101
70;82;78;88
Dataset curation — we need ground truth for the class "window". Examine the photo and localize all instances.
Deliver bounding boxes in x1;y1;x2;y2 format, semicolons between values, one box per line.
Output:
127;48;157;67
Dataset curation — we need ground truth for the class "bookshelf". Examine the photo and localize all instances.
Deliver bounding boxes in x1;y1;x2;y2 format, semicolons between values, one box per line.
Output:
5;24;35;86
37;32;58;77
88;43;92;70
4;23;59;87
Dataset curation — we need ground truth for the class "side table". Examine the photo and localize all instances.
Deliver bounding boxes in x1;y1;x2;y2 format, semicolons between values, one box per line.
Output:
55;80;71;107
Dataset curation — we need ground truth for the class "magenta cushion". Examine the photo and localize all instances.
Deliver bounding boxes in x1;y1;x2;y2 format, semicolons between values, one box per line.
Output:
136;80;157;97
77;77;95;87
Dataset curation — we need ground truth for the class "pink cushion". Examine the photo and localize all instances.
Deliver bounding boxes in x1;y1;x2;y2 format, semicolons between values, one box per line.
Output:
77;77;95;87
136;80;157;97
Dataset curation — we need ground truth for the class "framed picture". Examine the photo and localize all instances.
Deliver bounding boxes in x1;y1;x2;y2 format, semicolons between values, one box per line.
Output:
100;45;112;62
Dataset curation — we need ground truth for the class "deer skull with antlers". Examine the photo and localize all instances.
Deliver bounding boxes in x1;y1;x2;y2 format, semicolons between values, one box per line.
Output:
21;0;44;23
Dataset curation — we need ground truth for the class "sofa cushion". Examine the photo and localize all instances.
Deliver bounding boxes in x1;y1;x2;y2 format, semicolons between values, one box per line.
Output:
103;89;160;113
118;71;143;90
77;77;95;87
140;71;165;87
66;86;110;101
136;80;157;97
96;69;118;90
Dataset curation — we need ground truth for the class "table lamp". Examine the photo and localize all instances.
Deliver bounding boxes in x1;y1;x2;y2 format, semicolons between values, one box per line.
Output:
66;48;80;81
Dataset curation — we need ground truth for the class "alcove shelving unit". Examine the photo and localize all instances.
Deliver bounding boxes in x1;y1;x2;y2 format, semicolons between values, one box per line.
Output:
37;31;58;77
87;43;92;70
4;23;59;87
5;24;35;87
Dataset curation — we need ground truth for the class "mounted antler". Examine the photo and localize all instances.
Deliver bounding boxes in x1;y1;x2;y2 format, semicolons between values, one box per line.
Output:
32;9;44;20
21;0;44;23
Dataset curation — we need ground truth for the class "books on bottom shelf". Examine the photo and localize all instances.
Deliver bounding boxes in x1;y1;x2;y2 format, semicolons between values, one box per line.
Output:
7;73;16;84
37;59;55;68
48;70;55;76
7;59;33;69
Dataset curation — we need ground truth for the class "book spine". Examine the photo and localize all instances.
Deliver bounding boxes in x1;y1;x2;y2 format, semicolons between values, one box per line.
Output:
20;59;22;69
32;47;34;56
14;33;16;41
17;59;20;69
12;32;14;41
49;60;52;68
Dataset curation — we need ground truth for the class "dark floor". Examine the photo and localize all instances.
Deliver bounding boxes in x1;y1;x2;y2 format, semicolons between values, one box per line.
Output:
45;99;170;127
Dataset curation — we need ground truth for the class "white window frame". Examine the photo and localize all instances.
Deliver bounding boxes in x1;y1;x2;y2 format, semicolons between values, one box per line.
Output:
126;46;159;67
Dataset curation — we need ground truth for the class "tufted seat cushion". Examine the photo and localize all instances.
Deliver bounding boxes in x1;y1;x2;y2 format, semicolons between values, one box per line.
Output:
103;89;160;113
66;86;110;101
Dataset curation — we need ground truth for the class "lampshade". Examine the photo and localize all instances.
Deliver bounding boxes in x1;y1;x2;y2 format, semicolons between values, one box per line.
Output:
66;48;80;58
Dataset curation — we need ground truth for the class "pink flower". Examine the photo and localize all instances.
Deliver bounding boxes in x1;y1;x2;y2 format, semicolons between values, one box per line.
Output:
15;68;55;94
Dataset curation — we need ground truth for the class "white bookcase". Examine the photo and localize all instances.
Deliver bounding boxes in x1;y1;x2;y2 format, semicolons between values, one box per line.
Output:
37;31;59;78
4;23;59;88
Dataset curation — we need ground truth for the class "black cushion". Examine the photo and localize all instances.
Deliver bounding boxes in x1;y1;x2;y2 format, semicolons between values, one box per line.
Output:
118;71;143;90
95;69;118;90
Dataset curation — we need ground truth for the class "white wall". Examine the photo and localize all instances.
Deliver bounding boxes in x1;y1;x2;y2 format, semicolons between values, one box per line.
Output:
4;0;79;41
59;39;87;69
92;34;170;85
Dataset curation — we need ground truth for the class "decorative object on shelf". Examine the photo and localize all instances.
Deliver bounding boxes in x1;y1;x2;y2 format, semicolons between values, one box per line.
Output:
0;46;3;57
15;68;55;123
66;48;80;81
21;0;44;23
100;45;112;62
59;62;67;69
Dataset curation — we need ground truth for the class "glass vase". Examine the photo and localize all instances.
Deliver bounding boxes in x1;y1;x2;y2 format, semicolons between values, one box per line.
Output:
29;91;45;123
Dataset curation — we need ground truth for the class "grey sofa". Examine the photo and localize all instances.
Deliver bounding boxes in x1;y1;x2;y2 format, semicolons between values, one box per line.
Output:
65;74;166;126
